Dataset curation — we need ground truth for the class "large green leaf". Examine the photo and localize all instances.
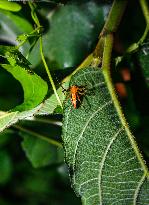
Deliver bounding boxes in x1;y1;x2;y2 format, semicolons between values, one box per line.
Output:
62;67;149;204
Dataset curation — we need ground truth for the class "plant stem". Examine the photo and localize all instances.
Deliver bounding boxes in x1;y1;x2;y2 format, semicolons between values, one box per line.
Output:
97;0;148;174
93;0;128;66
102;34;148;174
63;1;128;83
29;2;62;108
63;54;94;84
102;0;128;34
125;0;149;54
28;117;62;126
17;37;27;49
139;0;149;26
39;37;63;108
139;25;149;44
126;25;149;53
29;2;40;27
13;124;62;148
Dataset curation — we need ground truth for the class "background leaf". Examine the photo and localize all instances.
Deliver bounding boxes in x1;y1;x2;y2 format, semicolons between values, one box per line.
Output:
0;150;12;184
0;9;32;55
28;1;106;69
0;129;12;147
21;132;60;168
62;67;149;204
136;37;149;87
0;127;81;205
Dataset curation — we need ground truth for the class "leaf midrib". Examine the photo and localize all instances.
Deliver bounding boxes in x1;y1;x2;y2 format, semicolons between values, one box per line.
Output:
98;126;124;205
72;100;113;185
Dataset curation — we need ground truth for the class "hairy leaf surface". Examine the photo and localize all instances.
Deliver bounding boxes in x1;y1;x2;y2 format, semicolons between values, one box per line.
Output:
62;67;149;204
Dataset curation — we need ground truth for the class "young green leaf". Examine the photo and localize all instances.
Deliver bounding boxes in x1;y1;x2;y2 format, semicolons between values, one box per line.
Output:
62;67;149;204
0;46;48;111
0;0;21;12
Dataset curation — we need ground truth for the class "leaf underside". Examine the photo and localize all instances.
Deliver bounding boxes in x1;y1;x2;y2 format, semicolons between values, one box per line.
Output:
0;105;42;133
62;67;149;205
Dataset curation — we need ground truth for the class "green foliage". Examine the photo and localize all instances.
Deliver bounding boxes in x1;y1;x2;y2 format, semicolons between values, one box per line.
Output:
137;38;149;87
0;130;12;147
0;151;12;184
28;1;105;69
62;67;148;204
21;133;59;168
0;46;48;111
0;0;21;12
37;86;65;115
0;112;18;132
0;9;32;55
0;0;148;204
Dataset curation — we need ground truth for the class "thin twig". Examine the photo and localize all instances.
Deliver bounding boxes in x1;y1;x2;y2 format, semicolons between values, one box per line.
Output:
13;124;62;148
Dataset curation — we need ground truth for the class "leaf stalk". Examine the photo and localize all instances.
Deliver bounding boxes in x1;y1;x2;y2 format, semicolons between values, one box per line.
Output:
28;2;63;108
13;124;62;148
98;0;149;175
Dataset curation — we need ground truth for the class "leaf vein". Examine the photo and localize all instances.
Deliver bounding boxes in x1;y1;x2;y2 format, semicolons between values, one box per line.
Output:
98;126;124;205
73;100;113;183
133;173;147;205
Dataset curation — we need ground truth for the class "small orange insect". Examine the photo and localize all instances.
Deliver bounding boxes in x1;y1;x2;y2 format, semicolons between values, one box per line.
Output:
67;85;86;109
